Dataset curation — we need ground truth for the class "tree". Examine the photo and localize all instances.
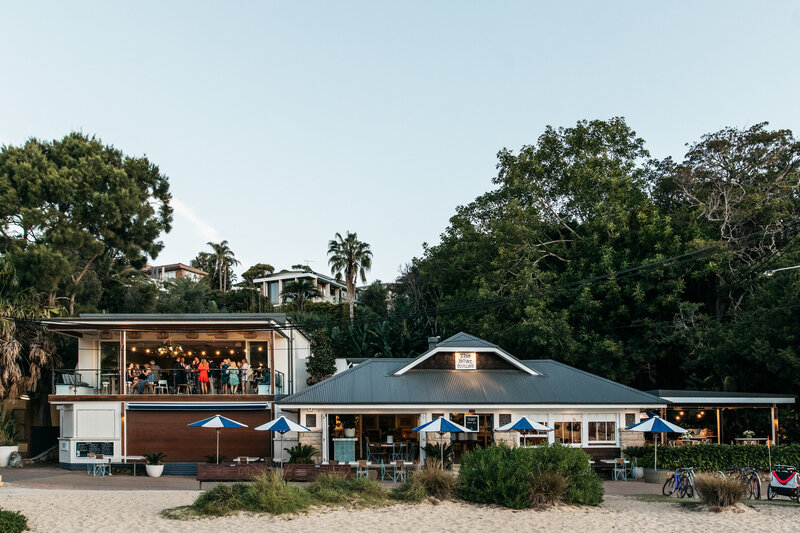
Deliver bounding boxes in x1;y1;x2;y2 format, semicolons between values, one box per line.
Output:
306;330;337;385
281;279;321;311
155;278;219;313
328;231;372;321
240;263;275;287
360;280;388;315
0;133;173;315
204;240;240;292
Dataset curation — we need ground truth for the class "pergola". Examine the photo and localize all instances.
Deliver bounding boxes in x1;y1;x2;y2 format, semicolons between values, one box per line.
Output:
649;390;796;444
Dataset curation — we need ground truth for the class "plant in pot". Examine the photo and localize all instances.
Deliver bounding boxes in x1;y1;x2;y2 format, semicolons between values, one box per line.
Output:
339;415;357;438
0;407;19;468
143;452;166;477
285;444;317;464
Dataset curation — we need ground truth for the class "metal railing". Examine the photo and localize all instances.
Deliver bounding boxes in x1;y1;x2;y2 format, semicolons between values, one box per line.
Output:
53;368;284;396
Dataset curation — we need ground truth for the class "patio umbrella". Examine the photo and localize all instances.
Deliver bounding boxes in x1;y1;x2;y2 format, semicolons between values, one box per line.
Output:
624;416;686;470
413;417;473;468
188;414;248;464
495;417;553;446
254;416;310;469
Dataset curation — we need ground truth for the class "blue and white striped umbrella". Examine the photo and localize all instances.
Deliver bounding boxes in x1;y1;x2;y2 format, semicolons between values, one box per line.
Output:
255;416;310;468
496;417;553;433
188;415;248;464
624;416;686;470
413;417;473;468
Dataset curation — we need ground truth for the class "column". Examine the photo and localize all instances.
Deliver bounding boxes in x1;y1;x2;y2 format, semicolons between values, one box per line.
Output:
771;405;778;445
716;408;721;444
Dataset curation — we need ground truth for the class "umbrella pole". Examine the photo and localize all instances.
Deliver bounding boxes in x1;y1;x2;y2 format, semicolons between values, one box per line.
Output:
654;435;657;471
217;428;220;464
440;432;445;470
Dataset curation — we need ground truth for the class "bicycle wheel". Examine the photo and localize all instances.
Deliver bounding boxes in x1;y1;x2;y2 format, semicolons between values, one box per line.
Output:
748;475;761;500
767;485;775;500
662;475;677;496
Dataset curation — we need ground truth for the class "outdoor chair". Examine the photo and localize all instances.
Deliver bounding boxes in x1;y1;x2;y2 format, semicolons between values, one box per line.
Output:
626;457;637;479
392;460;407;483
356;460;369;479
87;453;108;477
612;458;627;481
154;380;169;394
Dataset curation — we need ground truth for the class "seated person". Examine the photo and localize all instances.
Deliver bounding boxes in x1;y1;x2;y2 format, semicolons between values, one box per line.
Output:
138;365;154;393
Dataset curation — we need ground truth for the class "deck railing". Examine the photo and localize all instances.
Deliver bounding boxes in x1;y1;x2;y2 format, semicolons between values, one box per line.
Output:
52;368;284;396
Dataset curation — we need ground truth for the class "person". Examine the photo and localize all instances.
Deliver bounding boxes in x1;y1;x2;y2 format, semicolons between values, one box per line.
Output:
228;360;240;394
198;358;210;394
208;359;218;394
138;364;154;394
171;357;184;393
126;363;137;393
220;359;230;394
240;359;250;394
149;359;161;382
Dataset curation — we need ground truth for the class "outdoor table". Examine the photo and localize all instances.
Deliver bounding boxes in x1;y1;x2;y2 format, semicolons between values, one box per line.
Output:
122;455;146;476
734;437;768;445
233;456;262;464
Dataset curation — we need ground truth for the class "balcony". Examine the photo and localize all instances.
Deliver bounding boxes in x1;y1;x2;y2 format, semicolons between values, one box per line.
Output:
52;368;285;397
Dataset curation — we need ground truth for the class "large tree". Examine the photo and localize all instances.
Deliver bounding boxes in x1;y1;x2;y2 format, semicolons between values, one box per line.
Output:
327;231;372;321
203;240;240;292
281;279;321;311
0;133;173;315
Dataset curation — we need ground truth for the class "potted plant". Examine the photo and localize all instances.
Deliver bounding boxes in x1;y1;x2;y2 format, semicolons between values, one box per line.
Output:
0;407;19;468
339;415;357;438
143;452;166;477
742;429;756;439
285;444;317;464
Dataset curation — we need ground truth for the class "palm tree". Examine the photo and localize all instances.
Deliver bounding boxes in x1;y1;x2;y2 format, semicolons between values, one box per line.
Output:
206;240;240;292
327;231;372;322
280;279;322;311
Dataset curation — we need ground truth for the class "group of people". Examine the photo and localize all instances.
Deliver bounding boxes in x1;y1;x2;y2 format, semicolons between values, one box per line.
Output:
125;357;269;394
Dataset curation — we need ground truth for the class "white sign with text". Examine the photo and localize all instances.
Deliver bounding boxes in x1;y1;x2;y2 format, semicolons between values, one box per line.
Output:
455;352;477;370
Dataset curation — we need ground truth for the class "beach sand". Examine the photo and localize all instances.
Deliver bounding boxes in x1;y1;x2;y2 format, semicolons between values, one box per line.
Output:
1;486;797;533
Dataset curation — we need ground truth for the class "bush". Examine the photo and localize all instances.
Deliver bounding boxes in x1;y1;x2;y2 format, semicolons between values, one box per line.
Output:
423;443;453;469
285;444;317;464
459;444;603;509
529;470;568;508
0;508;28;533
408;463;459;500
244;471;312;514
624;443;800;471
307;473;388;507
191;483;248;516
392;479;429;503
694;473;747;508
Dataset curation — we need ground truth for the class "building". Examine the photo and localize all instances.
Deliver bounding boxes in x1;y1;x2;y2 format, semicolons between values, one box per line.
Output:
277;332;667;464
254;270;347;306
43;313;312;470
145;263;207;282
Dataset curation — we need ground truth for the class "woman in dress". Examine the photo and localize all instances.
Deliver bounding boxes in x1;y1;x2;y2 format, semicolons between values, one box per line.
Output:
220;358;230;394
228;360;240;394
240;359;250;394
198;358;210;394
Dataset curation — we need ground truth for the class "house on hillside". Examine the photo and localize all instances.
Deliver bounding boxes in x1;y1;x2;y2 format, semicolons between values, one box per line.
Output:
145;263;207;282
254;269;347;305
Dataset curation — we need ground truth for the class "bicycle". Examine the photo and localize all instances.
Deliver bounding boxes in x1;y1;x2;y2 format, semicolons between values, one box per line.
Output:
716;465;761;500
662;465;696;498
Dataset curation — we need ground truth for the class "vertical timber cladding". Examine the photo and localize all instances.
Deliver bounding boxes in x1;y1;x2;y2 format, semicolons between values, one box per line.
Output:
126;410;271;461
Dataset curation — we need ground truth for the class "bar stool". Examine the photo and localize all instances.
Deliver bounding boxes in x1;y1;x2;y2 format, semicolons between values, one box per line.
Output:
154;380;169;394
177;383;190;394
101;381;110;394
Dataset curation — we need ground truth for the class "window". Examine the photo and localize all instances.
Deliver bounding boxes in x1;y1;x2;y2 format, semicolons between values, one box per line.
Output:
625;413;636;428
588;421;616;443
432;413;444;421
498;414;511;427
553;421;582;444
305;414;316;429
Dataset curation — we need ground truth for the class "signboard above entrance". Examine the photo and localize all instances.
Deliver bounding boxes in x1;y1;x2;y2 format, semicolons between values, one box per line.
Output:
455;352;477;370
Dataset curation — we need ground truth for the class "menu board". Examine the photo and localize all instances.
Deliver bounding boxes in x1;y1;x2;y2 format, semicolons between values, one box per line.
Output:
75;441;114;457
455;352;477;370
464;415;479;431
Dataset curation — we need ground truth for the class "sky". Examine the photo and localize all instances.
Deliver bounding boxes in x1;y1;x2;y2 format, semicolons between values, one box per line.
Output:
2;1;799;284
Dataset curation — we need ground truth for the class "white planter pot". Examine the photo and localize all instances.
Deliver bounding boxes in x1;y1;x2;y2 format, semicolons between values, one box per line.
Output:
343;428;356;438
633;467;645;480
145;464;164;477
0;446;19;467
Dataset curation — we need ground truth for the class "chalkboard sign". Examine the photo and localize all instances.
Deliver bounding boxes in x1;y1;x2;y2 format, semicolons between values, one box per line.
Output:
464;415;479;432
76;441;114;457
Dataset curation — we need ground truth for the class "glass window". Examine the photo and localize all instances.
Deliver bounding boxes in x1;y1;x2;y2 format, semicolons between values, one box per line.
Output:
625;413;636;428
305;414;317;428
553;421;582;444
498;414;511;427
100;342;119;370
588;421;616;442
268;282;280;304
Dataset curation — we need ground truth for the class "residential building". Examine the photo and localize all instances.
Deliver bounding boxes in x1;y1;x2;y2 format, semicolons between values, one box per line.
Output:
254;270;347;305
145;263;207;282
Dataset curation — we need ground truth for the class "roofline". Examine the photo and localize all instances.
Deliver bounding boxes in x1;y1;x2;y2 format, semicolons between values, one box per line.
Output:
657;396;795;405
146;263;207;275
393;346;540;376
277;403;668;409
253;271;346;289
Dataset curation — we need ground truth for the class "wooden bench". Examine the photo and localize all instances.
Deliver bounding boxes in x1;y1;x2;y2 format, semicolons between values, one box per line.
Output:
283;463;352;482
196;463;271;488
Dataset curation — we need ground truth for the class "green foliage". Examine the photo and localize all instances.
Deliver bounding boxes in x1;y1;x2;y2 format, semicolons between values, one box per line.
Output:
205;454;226;464
0;406;18;446
423;443;453;469
155;278;219;313
143;452;166;465
407;463;459;500
244;471;313;514
529;470;568;508
306;330;337;385
328;231;373;321
694;473;747;508
191;483;248;516
0;507;28;533
338;414;357;430
459;444;603;509
307;473;388;507
285;444;317;464
239;263;275;287
281;279;321;311
626;443;800;471
360;280;388;315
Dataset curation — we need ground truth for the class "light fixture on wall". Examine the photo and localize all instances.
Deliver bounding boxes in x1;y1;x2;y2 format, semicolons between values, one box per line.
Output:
20;394;30;401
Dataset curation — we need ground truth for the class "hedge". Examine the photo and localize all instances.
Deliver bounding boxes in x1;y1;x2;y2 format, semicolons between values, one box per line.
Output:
624;443;800;471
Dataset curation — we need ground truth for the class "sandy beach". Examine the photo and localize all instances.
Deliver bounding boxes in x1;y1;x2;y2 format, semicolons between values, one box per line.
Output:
1;485;798;533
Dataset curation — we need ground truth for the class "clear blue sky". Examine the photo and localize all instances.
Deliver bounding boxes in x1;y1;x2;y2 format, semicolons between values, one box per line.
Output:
2;1;799;283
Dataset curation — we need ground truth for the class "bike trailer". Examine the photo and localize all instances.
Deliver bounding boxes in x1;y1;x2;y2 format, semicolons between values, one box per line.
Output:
769;466;800;501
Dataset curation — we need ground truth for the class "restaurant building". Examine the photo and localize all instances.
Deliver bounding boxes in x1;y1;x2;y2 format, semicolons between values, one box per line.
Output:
44;313;311;470
277;332;667;464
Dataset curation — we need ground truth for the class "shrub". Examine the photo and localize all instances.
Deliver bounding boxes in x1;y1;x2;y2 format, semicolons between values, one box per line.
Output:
392;479;429;503
409;463;459;500
144;452;166;465
694;473;747;508
529;470;568;508
191;483;248;516
459;444;603;509
423;443;453;469
307;472;388;507
285;444;317;464
0;508;28;533
624;443;800;471
244;471;312;514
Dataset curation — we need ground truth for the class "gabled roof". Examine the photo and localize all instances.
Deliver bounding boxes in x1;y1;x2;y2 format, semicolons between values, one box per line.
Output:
393;332;539;376
279;358;666;407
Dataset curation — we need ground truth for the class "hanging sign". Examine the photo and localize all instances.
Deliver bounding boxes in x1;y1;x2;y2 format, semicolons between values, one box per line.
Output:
455;352;477;370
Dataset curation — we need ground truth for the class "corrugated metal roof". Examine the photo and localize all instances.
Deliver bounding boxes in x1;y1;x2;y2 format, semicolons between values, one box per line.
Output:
435;332;499;349
45;313;289;325
279;358;666;406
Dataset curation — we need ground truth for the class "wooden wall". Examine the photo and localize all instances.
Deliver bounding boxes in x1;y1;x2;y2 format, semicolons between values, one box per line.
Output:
415;351;517;370
126;410;272;461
